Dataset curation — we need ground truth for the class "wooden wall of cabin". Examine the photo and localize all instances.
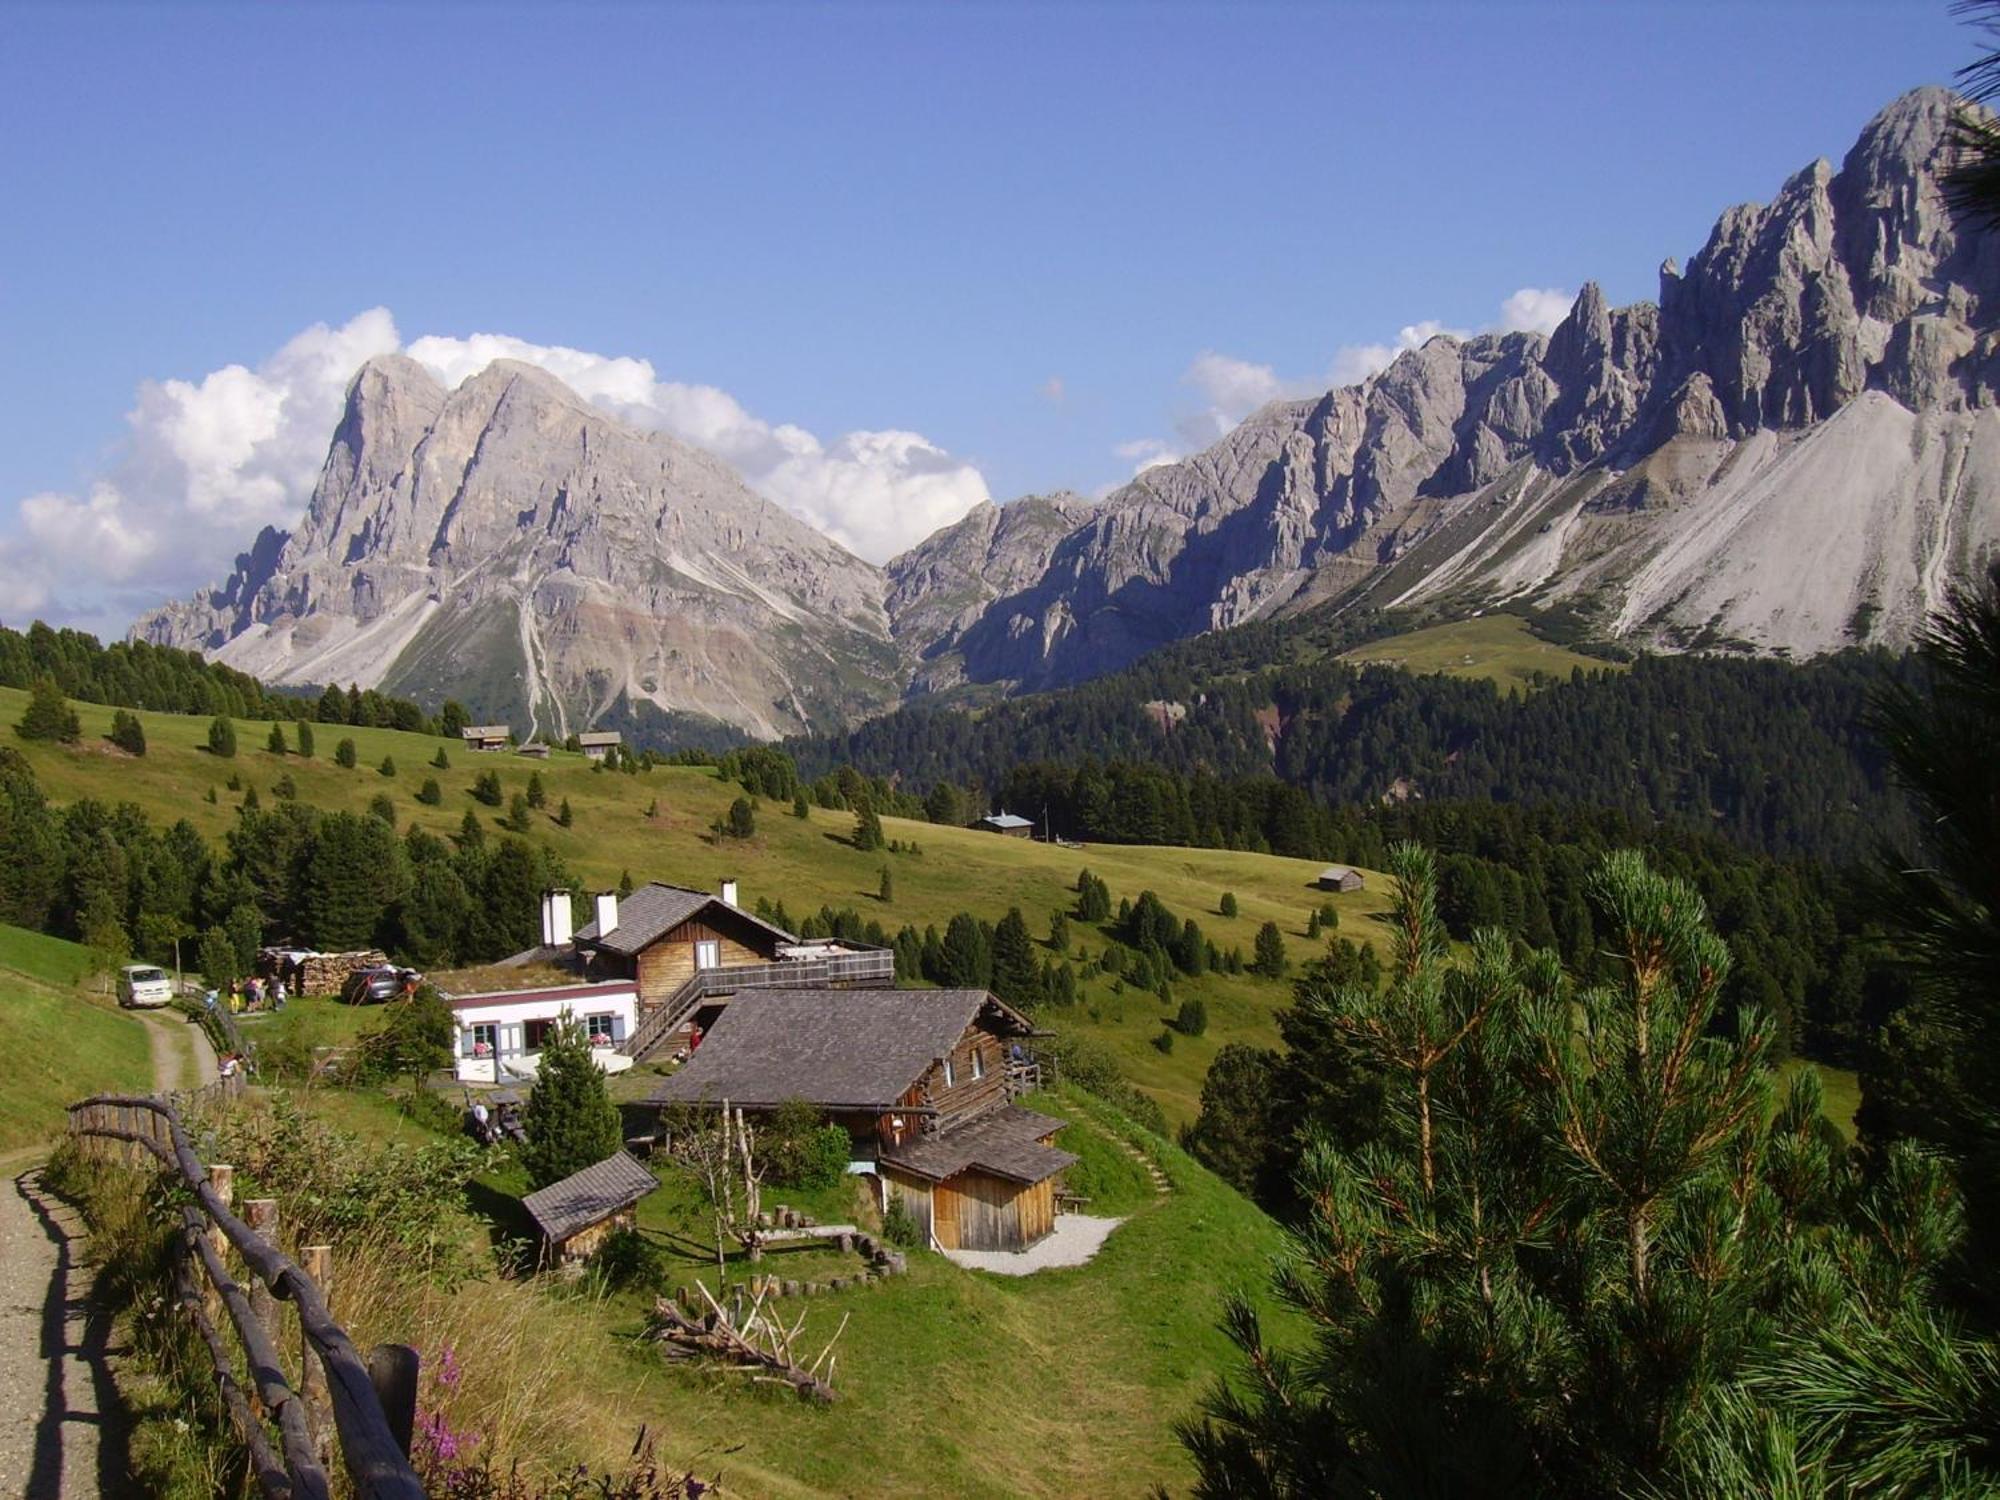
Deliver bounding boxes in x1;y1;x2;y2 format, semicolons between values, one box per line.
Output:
917;1028;1008;1124
932;1170;1051;1252
633;919;771;1006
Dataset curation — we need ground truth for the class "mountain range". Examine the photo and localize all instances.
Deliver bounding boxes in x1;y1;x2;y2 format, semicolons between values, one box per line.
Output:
137;87;2000;740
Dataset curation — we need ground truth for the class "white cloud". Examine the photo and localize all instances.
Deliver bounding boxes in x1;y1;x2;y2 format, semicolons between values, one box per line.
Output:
1118;286;1577;477
4;310;991;632
1495;286;1575;336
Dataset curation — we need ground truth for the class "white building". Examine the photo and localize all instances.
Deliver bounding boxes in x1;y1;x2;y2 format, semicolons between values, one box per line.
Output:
450;979;640;1085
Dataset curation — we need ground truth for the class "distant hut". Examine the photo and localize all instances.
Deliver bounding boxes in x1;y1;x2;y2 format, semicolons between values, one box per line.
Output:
976;811;1035;839
578;731;624;761
461;724;511;752
521;1151;659;1265
1317;865;1365;893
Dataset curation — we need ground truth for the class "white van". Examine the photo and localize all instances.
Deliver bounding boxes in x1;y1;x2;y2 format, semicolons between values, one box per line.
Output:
118;964;173;1009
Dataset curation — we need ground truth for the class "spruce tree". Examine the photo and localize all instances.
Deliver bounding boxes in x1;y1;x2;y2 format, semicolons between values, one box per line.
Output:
108;710;146;755
991;907;1041;1007
1219;891;1238;918
334;737;357;769
878;865;894;903
416;778;442;805
431;745;449;770
208;716;237;758
522;1020;623;1188
378;754;396;778
853;800;885;852
267;721;288;755
940;912;991;989
1251;920;1287;977
16;677;81;744
505;792;532;833
526;771;546;809
557;798;573;828
793;792;810;819
296;719;314;757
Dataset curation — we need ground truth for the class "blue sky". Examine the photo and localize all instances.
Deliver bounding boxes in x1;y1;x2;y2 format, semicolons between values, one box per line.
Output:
0;0;1973;632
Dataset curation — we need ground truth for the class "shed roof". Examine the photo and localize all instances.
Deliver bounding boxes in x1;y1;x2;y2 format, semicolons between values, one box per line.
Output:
881;1105;1076;1185
576;882;796;956
647;988;1035;1112
1319;865;1358;879
521;1151;658;1243
462;724;511;738
577;731;623;746
978;812;1034;829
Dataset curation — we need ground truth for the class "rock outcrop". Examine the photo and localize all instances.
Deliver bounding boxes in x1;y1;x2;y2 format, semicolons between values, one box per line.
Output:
883;87;2000;687
137;356;899;739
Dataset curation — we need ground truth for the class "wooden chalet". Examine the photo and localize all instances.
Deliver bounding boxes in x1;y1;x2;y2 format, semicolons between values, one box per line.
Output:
648;988;1075;1252
575;882;799;1010
976;811;1035;838
1317;865;1365;893
521;1150;659;1264
577;730;623;761
461;724;511;752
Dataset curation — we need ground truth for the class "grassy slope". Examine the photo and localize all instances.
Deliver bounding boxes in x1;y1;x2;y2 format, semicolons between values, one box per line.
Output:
1;686;1391;1127
0;922;153;1151
1340;614;1623;688
292;1080;1289;1498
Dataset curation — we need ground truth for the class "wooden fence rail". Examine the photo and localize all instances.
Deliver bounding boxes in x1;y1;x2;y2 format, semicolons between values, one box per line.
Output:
65;1092;427;1500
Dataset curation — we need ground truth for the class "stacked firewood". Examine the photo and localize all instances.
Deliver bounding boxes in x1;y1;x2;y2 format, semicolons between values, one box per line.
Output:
290;950;390;995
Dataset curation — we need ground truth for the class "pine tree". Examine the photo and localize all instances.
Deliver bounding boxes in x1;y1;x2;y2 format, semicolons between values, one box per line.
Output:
15;677;81;744
108;709;146;755
792;792;809;819
198;923;238;988
557;798;573;828
505;792;533;833
296;720;314;758
522;1020;623;1188
991;907;1041;1007
456;807;485;849
617;868;635;898
1049;911;1070;953
378;755;396;778
1219;891;1238;918
267;721;288;755
853;800;885;852
430;745;449;770
878;865;894;904
368;792;397;826
526;771;546;808
334;737;357;769
208;716;237;758
940;912;991;989
416;778;442;805
1306;909;1322;940
1251;920;1287;977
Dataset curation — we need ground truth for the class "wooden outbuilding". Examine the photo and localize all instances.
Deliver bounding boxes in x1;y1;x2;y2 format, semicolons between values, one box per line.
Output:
976;812;1035;838
521;1150;659;1265
578;731;623;761
461;724;511;752
648;988;1074;1253
1317;865;1366;893
575;883;797;1010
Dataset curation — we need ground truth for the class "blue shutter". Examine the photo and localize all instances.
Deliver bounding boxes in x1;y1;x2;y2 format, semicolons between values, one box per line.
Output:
611;1013;627;1043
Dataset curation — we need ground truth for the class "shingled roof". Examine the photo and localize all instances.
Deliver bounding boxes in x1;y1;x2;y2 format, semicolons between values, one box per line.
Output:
521;1151;659;1244
575;882;796;957
881;1104;1077;1185
648;988;1035;1112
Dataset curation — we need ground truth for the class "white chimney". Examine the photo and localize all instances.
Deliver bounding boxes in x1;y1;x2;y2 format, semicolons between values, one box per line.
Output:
595;890;619;937
540;891;555;947
720;878;739;908
548;889;573;948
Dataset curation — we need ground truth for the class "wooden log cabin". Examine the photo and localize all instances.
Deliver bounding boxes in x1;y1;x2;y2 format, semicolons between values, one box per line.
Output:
521;1150;659;1266
575;881;794;1009
647;989;1075;1253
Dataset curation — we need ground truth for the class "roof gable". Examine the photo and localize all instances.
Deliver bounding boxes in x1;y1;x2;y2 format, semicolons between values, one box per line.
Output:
521;1151;658;1242
576;882;796;956
648;988;1033;1111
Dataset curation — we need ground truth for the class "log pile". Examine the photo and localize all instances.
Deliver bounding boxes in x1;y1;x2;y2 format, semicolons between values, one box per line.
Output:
648;1280;847;1403
288;951;390;995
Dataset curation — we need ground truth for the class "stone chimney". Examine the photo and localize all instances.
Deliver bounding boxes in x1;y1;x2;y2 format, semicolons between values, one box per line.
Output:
720;877;739;908
545;889;573;948
595;890;619;937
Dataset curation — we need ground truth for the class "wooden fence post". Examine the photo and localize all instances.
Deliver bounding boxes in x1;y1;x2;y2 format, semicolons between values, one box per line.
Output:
205;1164;234;1325
301;1244;334;1463
367;1344;421;1459
244;1199;282;1355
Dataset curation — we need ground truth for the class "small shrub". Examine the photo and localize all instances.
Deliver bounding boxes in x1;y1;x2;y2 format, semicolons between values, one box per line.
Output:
505;793;533;833
1218;891;1238;918
369;792;398;825
1151;1029;1175;1054
1174;996;1208;1036
16;676;81;743
272;773;298;800
335;737;358;769
416;778;443;805
296;720;315;757
526;772;546;809
557;798;573;828
108;709;147;755
379;755;397;778
471;769;503;806
267;722;288;755
881;1193;924;1249
208;716;238;758
430;745;449;770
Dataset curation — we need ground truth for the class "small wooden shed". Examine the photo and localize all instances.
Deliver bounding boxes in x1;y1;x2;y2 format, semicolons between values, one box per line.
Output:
461;724;511;752
1317;865;1365;893
976;812;1034;838
521;1150;659;1265
879;1105;1075;1252
578;731;624;761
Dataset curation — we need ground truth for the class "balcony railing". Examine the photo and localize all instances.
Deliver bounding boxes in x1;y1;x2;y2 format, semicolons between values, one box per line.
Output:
619;947;896;1060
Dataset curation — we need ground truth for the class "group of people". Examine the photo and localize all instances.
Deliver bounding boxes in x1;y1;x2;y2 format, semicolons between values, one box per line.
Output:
203;974;287;1014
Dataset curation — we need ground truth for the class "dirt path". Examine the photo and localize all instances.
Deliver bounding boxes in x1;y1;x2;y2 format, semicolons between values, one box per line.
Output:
0;1005;211;1496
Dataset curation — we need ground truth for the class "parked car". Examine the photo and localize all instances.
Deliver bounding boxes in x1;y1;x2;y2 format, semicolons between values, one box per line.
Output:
118;963;174;1009
339;966;422;1005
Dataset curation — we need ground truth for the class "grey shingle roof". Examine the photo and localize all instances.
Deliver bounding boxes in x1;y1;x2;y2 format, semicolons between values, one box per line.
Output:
979;812;1034;829
881;1105;1077;1185
575;882;795;956
647;988;1034;1112
520;1151;659;1243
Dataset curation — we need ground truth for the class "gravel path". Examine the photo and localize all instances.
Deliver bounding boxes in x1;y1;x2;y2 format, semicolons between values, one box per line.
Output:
941;1213;1127;1276
0;1002;209;1496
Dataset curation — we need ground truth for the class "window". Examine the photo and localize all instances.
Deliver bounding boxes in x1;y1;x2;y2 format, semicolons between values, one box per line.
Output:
695;940;721;970
467;1023;497;1058
972;1048;984;1081
585;1013;615;1043
943;1057;956;1088
524;1017;556;1052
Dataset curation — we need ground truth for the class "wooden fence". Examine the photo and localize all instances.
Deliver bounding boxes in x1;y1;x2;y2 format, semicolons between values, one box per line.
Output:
65;1090;427;1500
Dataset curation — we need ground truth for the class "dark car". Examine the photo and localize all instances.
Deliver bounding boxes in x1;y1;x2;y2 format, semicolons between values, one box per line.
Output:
340;966;421;1004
